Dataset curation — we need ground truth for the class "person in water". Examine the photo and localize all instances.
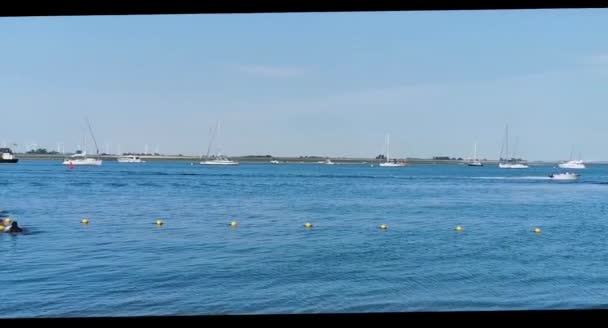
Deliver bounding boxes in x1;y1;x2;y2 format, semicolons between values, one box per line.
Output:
4;221;23;233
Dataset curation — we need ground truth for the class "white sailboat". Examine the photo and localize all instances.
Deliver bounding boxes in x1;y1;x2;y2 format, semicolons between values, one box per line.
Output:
200;121;239;166
62;118;103;166
467;142;483;166
379;134;406;167
498;125;528;169
558;146;585;169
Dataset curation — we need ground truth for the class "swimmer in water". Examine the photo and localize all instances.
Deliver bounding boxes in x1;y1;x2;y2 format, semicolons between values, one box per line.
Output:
4;221;23;233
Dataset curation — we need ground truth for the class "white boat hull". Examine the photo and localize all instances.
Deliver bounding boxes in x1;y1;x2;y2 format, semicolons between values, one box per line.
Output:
558;162;585;169
117;157;145;163
549;173;579;181
499;163;529;169
200;160;239;165
379;162;406;167
62;159;102;166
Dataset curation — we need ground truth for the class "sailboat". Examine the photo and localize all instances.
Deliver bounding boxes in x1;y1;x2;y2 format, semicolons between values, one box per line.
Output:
379;134;406;167
498;125;528;169
62;118;103;166
467;142;483;166
200;121;239;166
558;146;585;169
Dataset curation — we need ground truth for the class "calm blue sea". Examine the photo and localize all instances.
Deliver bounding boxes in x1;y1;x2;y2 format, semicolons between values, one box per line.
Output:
1;160;608;318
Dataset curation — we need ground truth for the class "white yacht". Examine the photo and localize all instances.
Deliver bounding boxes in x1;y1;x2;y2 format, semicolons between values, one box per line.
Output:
378;134;406;167
318;158;335;165
558;160;585;169
62;118;103;166
200;121;239;166
62;151;102;166
498;162;529;169
201;157;239;165
270;159;281;164
498;125;528;169
467;142;483;166
558;148;585;169
117;155;145;163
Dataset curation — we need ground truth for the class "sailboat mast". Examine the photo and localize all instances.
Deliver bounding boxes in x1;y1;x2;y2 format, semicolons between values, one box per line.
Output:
386;134;390;162
569;145;574;161
85;117;100;155
505;125;509;160
474;142;477;160
205;122;219;159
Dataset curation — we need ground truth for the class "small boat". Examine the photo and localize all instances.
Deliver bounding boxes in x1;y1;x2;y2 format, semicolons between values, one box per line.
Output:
200;121;239;166
62;151;102;166
549;172;579;181
379;160;406;167
318;158;335;165
200;157;239;165
467;142;483;166
378;134;407;167
558;160;585;169
117;155;145;163
63;118;103;166
270;160;281;164
499;162;529;169
498;124;528;169
558;146;585;169
0;148;18;164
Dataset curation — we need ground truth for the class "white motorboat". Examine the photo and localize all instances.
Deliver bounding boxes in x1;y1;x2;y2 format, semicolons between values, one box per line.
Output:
549;172;580;181
117;155;145;163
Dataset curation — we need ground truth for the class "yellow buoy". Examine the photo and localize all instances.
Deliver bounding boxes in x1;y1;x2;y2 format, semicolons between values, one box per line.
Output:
304;222;313;228
230;221;238;227
379;224;388;230
4;218;12;225
81;219;89;224
156;220;164;226
455;225;463;232
534;227;541;233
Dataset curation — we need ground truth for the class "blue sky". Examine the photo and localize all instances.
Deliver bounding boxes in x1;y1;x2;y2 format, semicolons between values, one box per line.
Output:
1;9;608;160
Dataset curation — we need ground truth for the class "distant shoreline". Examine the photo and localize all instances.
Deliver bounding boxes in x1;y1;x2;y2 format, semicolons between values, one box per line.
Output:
11;154;602;165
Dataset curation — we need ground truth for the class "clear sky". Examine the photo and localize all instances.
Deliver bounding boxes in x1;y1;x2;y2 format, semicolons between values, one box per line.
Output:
1;9;607;161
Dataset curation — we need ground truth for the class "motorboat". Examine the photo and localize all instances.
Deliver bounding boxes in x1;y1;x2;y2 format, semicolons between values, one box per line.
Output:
548;172;579;181
0;148;18;163
117;155;145;163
